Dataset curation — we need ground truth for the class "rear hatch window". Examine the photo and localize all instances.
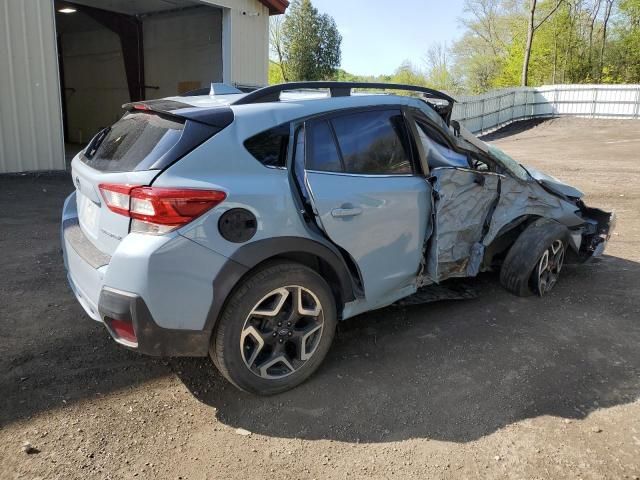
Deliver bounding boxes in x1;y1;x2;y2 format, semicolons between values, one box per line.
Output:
81;112;185;172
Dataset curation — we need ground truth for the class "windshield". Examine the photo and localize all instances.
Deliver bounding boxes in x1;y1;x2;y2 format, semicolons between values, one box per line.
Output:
487;145;530;181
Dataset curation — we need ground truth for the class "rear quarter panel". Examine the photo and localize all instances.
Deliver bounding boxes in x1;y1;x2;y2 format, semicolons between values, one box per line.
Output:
152;116;313;260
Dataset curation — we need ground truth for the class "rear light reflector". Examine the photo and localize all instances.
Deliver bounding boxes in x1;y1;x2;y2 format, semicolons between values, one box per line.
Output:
99;184;226;235
108;317;137;344
130;219;176;235
99;184;134;216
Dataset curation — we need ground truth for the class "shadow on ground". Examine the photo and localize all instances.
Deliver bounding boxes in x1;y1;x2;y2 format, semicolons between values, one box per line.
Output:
480;118;551;142
175;254;640;443
0;175;169;427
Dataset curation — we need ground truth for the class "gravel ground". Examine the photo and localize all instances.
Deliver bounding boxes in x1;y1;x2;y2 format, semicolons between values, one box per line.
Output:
1;117;639;479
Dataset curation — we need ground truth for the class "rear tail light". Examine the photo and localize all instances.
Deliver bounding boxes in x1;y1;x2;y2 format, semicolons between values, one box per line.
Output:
99;184;226;235
99;184;132;216
107;317;138;345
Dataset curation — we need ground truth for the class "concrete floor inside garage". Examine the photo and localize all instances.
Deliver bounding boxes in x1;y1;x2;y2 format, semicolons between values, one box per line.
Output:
1;117;639;479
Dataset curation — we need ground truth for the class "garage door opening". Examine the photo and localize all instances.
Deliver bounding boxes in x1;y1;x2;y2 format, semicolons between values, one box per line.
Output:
54;0;223;166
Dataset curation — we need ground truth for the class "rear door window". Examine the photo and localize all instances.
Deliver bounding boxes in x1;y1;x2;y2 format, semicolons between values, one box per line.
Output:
330;109;413;175
306;120;343;172
81;112;185;172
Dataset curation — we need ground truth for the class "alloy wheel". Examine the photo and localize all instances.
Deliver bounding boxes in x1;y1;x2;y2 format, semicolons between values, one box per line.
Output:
240;285;324;379
534;239;565;296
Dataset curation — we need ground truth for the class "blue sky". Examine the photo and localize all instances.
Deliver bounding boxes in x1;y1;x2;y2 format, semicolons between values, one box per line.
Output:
310;0;467;76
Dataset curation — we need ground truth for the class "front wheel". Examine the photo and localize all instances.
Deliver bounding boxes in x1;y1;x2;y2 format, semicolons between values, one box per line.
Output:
500;219;569;297
531;239;565;296
210;261;337;395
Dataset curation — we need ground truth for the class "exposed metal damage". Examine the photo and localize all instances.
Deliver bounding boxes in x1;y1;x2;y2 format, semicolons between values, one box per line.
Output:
287;87;615;306
417;123;615;288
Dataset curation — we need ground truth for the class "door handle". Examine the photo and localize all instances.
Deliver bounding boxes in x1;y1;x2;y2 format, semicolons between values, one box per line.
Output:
331;205;363;218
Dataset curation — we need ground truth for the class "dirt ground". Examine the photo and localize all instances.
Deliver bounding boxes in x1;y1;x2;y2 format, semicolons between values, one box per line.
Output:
1;117;639;479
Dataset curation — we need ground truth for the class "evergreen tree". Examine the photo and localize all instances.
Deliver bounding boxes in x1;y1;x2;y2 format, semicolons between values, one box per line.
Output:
280;0;342;81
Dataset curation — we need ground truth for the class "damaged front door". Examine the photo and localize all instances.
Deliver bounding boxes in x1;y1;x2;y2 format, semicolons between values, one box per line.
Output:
424;167;502;283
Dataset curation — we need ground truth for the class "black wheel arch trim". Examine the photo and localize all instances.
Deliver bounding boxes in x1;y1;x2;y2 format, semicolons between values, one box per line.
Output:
203;236;358;337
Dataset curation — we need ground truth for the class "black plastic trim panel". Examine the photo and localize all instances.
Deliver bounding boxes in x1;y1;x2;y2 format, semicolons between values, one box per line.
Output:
96;235;360;357
201;237;358;336
99;288;210;357
233;81;455;106
232;81;455;124
229;237;356;303
145;119;221;171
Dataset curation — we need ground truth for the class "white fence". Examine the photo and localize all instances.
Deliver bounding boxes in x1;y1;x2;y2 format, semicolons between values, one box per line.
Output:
452;84;640;134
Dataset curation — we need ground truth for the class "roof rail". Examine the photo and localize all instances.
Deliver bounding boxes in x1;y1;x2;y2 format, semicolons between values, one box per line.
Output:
231;81;456;123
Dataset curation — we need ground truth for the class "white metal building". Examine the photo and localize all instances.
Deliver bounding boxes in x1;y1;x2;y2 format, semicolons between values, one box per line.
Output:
0;0;288;174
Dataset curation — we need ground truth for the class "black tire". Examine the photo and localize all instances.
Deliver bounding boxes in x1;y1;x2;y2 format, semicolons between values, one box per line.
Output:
500;218;569;297
210;261;337;395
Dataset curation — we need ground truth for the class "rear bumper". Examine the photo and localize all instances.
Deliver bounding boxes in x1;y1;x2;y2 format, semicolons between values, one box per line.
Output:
98;287;211;356
62;193;105;321
61;192;229;357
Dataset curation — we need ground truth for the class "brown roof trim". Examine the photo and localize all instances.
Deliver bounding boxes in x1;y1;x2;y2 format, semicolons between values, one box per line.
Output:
259;0;289;15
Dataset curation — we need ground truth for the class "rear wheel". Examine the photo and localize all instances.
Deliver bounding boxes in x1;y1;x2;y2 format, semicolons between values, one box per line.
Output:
500;219;569;297
210;262;337;395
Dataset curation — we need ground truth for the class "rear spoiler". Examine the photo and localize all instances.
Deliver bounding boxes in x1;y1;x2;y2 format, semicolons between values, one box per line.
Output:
122;99;234;129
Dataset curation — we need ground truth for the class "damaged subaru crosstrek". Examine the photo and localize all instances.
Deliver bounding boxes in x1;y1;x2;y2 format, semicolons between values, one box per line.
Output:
61;82;615;395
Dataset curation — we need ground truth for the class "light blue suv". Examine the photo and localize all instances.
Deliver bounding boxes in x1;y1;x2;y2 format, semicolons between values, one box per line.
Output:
61;82;614;394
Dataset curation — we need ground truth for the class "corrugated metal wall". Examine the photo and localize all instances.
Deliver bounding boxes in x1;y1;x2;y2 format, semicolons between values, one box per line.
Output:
0;0;65;173
225;0;269;87
203;0;269;88
453;84;640;134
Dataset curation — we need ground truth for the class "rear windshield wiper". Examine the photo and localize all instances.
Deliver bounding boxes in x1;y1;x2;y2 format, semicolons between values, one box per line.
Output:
84;126;111;159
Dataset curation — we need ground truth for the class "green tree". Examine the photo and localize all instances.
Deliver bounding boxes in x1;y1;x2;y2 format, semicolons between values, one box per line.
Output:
450;0;640;91
269;15;288;81
608;0;640;82
280;0;342;81
521;0;564;86
452;0;520;93
423;42;462;93
268;61;285;85
391;61;428;87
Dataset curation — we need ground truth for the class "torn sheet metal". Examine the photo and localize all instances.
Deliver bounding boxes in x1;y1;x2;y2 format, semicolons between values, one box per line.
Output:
422;169;588;286
480;175;585;249
416;122;612;290
425;168;500;282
